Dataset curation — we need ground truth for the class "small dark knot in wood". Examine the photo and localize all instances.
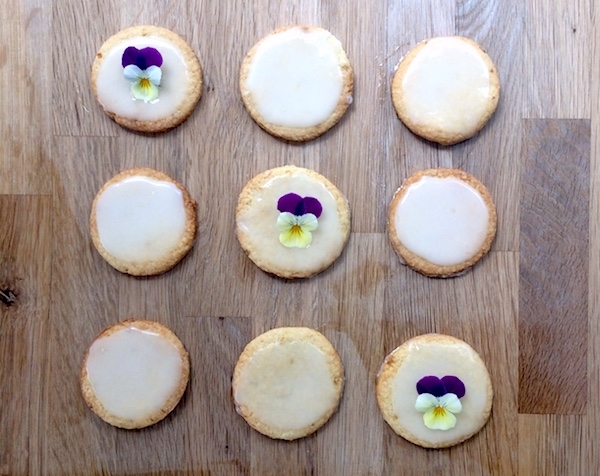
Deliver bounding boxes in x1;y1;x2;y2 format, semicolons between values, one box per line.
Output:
0;288;17;307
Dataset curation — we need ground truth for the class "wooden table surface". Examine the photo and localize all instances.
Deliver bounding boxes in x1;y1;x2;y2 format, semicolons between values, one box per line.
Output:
1;0;599;474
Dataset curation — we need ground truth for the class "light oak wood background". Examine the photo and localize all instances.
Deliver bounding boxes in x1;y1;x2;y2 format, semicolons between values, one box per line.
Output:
1;0;598;474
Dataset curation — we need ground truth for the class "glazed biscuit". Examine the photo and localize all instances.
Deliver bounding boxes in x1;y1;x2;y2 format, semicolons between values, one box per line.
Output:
236;165;351;279
391;36;500;145
388;168;496;277
240;25;353;141
232;327;344;440
81;319;190;429
376;334;493;448
92;25;202;133
90;168;197;276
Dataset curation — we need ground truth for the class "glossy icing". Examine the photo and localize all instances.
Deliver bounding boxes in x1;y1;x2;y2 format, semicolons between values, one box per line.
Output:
234;340;338;431
85;325;184;421
401;37;494;135
387;339;490;445
393;176;489;266
236;172;347;274
95;175;186;263
95;36;190;120
244;27;346;128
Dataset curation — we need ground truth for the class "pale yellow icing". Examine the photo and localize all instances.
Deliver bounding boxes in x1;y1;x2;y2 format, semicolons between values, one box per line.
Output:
234;340;338;432
236;172;347;275
95;36;190;121
85;325;184;421
95;175;187;263
244;27;347;128
393;176;489;266
387;339;491;445
401;37;494;135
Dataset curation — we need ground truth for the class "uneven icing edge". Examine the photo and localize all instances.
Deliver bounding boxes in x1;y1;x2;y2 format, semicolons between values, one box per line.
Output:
244;27;346;128
393;175;490;267
95;35;191;121
85;325;185;422
95;175;187;263
236;170;349;276
234;339;339;433
400;37;496;136
387;338;492;446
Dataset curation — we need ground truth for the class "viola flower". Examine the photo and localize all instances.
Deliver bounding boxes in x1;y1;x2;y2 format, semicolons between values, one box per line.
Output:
276;193;322;248
415;375;466;431
122;46;163;103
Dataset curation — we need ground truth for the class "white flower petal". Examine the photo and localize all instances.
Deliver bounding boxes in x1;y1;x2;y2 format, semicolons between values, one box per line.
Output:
123;64;143;82
276;212;297;231
439;393;462;414
145;65;162;86
415;393;438;412
297;213;318;231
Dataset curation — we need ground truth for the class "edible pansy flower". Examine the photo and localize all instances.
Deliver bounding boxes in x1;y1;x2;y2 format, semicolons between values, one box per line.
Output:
122;46;163;103
415;375;465;431
276;193;322;248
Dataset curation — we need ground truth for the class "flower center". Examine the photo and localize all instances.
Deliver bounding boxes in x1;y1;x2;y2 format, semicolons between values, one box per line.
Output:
290;224;303;235
139;77;151;90
433;406;447;418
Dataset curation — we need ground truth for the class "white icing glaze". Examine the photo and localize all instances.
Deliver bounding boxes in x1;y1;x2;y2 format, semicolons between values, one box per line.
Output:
236;172;347;275
244;27;345;128
234;340;338;432
85;325;184;421
388;339;491;446
393;176;489;266
95;175;187;263
401;37;494;135
96;36;190;121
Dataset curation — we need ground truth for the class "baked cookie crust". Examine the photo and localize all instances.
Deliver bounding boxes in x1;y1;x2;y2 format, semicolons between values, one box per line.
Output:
388;168;496;277
240;25;353;142
91;25;202;133
376;333;493;448
81;319;190;429
232;327;344;440
391;36;500;145
236;165;351;279
90;167;197;276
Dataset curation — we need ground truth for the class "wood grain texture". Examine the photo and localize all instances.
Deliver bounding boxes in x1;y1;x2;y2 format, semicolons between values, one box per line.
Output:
0;196;51;475
519;119;589;415
518;415;586;475
0;0;52;194
1;0;600;474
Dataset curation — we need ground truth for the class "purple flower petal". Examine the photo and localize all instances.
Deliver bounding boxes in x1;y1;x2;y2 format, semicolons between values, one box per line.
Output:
416;376;446;397
122;46;140;68
121;46;163;70
302;197;322;218
138;47;163;69
441;375;465;399
278;193;303;214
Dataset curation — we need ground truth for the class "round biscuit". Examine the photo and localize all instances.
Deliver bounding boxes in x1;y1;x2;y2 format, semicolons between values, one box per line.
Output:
91;25;202;133
388;168;496;277
236;165;351;279
240;25;353;142
232;327;344;440
90;168;197;276
376;334;493;448
80;319;190;429
391;36;500;145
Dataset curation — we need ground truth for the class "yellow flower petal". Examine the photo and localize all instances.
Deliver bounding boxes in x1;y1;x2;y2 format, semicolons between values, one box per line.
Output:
423;405;457;430
277;212;314;248
131;78;159;102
